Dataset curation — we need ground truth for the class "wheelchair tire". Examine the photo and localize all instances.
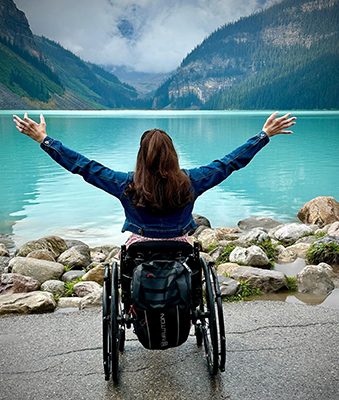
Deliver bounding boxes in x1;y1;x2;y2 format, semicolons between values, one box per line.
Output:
111;261;122;383
200;258;218;375
102;264;111;381
210;263;226;372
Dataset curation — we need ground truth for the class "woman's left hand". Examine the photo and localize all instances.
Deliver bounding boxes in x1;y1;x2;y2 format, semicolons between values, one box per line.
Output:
13;113;47;144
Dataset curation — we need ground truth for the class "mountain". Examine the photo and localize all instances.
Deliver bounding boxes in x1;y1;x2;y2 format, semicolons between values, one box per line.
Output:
0;0;144;109
152;0;339;110
103;65;173;98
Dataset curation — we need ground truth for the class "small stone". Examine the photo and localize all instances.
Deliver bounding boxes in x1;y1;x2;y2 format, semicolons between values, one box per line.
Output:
62;270;85;282
27;249;55;262
229;246;269;266
274;245;298;264
41;280;65;297
79;288;103;309
57;297;81;308
0;243;10;257
57;246;91;269
82;264;105;285
286;243;311;259
242;228;269;244
218;275;242;297
73;281;102;297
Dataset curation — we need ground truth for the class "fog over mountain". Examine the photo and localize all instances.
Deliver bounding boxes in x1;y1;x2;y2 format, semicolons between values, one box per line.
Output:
14;0;280;74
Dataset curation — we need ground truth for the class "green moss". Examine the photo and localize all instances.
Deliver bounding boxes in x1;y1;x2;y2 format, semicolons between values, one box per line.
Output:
286;276;298;292
222;279;262;302
216;244;237;265
64;277;83;297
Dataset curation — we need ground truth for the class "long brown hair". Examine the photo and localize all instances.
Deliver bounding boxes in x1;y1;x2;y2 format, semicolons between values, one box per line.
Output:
126;129;193;215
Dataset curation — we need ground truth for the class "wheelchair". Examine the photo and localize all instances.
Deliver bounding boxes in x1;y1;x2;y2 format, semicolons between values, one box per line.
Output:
102;240;226;383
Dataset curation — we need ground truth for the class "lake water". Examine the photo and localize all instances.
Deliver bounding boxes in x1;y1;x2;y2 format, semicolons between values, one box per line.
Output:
1;110;338;249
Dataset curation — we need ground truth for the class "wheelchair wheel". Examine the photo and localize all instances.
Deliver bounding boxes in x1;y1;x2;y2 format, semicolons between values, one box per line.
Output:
102;264;111;381
111;261;124;383
210;262;226;372
200;258;218;375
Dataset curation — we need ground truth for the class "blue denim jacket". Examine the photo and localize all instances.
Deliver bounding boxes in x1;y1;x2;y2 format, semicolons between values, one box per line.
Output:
41;131;269;238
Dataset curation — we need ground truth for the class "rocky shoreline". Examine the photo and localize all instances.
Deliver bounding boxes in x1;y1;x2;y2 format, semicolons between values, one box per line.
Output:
0;196;339;316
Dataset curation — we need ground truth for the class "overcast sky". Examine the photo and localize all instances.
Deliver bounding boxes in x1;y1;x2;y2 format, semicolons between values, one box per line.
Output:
14;0;279;74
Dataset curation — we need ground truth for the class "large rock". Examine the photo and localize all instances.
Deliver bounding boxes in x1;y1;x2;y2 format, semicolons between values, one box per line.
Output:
79;288;103;309
0;291;56;315
298;196;339;227
197;228;218;252
0;273;40;295
193;214;211;229
15;236;68;258
229;246;269;267
0;243;10;257
274;245;298;264
73;281;102;297
41;280;65;297
57;245;91;269
82;264;105;285
27;249;55;262
9;257;65;284
230;266;288;293
296;264;335;295
274;223;313;244
218;275;242;297
238;217;283;231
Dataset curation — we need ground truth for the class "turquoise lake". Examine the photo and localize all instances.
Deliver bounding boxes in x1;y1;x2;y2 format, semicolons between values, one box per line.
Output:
1;110;338;248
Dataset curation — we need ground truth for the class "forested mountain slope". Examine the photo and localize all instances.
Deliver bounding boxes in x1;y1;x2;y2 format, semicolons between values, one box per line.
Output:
0;0;143;109
152;0;339;110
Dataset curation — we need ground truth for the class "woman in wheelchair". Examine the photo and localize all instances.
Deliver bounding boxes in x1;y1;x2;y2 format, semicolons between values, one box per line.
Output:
13;111;296;382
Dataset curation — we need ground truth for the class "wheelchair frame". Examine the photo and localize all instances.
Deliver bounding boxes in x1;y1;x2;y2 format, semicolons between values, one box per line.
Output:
102;241;226;383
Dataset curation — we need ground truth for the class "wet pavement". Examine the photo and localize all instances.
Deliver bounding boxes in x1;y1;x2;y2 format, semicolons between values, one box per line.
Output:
0;301;338;400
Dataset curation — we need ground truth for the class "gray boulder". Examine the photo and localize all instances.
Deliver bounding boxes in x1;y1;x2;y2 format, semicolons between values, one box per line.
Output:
297;264;335;295
274;223;313;244
0;291;56;315
10;257;65;284
41;280;65;297
274;245;298;264
229;245;269;267
218;275;242;297
242;228;269;244
0;273;40;295
0;256;11;274
0;243;10;257
193;214;211;229
62;270;85;282
79;288;103;309
238;217;283;231
230;266;288;293
313;235;339;247
57;245;91;269
15;236;67;258
73;281;102;297
65;239;88;249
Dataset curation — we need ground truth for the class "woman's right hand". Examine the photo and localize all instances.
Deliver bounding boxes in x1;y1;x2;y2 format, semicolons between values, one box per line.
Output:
263;112;296;138
13;113;47;144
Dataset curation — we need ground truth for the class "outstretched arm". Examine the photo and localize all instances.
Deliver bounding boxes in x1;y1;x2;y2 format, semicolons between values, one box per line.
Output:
13;113;129;199
13;113;47;143
188;112;296;198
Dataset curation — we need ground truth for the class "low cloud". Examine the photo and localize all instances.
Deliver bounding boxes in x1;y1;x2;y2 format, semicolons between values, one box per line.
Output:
15;0;280;73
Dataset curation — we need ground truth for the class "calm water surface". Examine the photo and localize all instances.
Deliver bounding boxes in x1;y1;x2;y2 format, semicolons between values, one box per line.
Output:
1;110;338;248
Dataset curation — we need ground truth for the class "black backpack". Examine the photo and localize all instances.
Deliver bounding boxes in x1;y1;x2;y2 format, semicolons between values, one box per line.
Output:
131;259;191;350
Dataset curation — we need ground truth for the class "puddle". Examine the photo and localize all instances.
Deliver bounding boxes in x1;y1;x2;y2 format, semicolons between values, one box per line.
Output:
274;258;306;276
247;288;339;309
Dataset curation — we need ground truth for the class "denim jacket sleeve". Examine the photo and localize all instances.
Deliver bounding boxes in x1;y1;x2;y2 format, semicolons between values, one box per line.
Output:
40;136;129;199
187;131;269;198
